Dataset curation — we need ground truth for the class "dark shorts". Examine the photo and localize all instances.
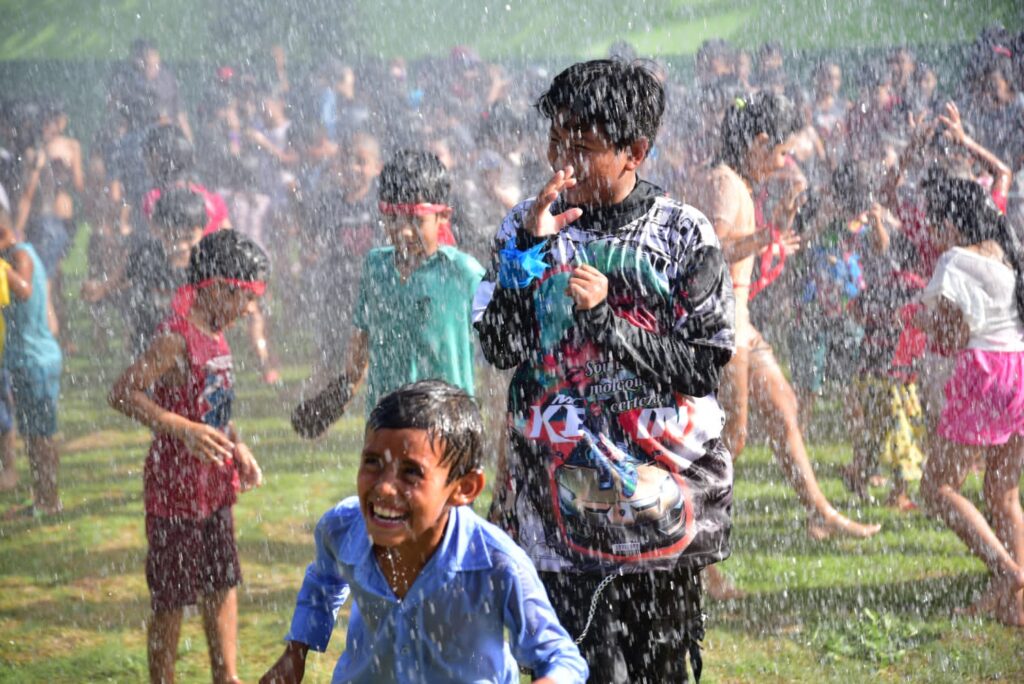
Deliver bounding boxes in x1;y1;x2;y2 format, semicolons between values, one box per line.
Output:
145;507;241;613
8;364;60;438
539;566;704;684
27;215;72;277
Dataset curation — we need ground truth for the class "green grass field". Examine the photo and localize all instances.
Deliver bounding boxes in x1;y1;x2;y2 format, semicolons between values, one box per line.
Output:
0;230;1022;682
1;0;1022;61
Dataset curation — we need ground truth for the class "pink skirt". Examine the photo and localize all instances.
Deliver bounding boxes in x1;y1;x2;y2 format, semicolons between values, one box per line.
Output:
939;349;1024;446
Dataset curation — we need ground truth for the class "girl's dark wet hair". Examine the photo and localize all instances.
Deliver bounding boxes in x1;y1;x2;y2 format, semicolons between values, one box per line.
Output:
830;160;877;216
152;188;207;233
367;380;483;483
187;229;269;285
925;172;1024;321
143;124;195;185
379;149;450;205
718;91;800;175
536;58;665;150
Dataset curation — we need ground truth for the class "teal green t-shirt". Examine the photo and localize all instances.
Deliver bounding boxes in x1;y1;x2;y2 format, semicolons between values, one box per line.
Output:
353;245;485;414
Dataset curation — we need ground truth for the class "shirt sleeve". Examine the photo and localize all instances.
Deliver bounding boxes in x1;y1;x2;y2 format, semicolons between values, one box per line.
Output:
473;202;544;369
503;561;588;684
284;510;352;651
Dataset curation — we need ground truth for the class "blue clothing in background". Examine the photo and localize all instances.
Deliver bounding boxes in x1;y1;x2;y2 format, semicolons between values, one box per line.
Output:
285;497;588;684
3;243;62;371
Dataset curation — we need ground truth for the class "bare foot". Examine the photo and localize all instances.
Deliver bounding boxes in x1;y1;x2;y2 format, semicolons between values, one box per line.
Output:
885;491;918;513
807;510;882;541
262;368;281;385
704;565;746;601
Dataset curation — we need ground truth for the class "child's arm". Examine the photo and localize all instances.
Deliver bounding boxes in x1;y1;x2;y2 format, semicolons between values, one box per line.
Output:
225;422;263;492
938;101;1012;202
108;334;235;465
0;245;34;302
503;561;588;683
263;507;354;683
291;329;368;439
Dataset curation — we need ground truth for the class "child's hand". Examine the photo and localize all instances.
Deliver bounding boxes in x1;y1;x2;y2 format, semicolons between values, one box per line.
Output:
566;264;608;311
525;166;584;238
777;229;801;256
938;101;967;146
234;442;263;492
261;642;309;684
180;423;234;466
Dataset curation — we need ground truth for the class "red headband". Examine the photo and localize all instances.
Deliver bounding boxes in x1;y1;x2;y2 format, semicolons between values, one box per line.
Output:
378;202;449;216
171;278;267;317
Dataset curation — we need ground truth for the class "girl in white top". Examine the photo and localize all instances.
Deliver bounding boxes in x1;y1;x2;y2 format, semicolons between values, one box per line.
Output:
918;173;1024;627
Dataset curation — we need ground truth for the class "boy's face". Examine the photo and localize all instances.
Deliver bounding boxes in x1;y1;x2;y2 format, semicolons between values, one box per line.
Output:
202;280;262;331
158;226;204;270
357;428;483;556
383;210;449;260
547;116;646;206
338;144;381;192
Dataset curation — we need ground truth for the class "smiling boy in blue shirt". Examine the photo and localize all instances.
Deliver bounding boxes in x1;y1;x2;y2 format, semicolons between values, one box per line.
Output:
262;380;587;684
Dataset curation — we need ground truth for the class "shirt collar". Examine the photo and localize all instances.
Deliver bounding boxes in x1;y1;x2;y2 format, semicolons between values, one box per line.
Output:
337;504;493;574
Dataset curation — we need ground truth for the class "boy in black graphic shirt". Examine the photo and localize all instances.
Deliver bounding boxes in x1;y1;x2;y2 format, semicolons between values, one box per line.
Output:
474;59;734;682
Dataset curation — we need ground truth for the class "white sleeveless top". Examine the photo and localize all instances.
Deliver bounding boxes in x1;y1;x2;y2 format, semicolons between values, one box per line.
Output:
922;247;1024;351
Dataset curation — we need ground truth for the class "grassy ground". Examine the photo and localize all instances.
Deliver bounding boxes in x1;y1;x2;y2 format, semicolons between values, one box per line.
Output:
0;230;1022;682
1;0;1021;61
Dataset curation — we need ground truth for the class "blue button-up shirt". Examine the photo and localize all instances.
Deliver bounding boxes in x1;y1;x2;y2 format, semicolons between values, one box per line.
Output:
286;497;588;684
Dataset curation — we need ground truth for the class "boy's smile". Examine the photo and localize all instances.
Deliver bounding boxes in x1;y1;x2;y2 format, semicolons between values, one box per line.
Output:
357;428;469;563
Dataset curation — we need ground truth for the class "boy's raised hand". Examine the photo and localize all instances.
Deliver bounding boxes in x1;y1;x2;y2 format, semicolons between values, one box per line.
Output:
525;165;584;238
180;422;235;467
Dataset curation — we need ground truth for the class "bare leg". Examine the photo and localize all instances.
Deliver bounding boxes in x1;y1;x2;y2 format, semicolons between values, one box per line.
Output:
0;430;16;491
148;609;183;684
704;564;746;601
248;309;279;384
199;588;239;684
26;436;60;514
921;437;1024;625
719;345;750;459
749;358;880;539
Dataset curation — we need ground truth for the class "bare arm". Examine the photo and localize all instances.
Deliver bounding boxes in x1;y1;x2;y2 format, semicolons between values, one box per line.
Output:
14;150;45;238
109;333;234;464
939;101;1012;199
3;247;34;301
915;296;969;355
70;139;85;194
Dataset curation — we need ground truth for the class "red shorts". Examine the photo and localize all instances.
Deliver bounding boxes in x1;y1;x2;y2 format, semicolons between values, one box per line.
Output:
145;507;241;612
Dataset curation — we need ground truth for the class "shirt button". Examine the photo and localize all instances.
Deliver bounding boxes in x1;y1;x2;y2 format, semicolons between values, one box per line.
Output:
401;646;410;656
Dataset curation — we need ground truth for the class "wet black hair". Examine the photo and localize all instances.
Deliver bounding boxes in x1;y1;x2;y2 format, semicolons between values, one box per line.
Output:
187;229;269;285
378;149;450;205
717;91;800;176
696;39;734;67
144;124;194;186
152;188;207;234
925;172;1024;321
535;58;665;150
367;379;483;483
830;160;877;216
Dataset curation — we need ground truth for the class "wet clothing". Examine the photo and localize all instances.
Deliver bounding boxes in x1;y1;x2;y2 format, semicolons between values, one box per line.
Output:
539;565;705;683
474;179;735;575
26;215;73;277
923;248;1024;446
1;244;61;438
353;245;484;415
856;377;925;483
285;497;588;684
144;312;238;519
146;506;241;612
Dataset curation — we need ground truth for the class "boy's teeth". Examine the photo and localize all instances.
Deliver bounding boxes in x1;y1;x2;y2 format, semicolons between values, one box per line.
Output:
375;505;406;519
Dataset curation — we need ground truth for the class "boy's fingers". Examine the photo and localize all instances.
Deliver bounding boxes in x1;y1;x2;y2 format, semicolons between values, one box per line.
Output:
553;208;583;230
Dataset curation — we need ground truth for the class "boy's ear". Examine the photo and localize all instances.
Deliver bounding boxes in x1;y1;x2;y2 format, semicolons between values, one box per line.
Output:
439;206;453;221
625;137;650;171
448;469;486;507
